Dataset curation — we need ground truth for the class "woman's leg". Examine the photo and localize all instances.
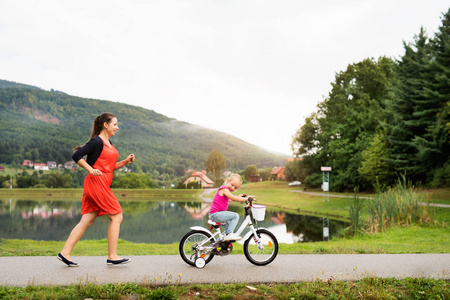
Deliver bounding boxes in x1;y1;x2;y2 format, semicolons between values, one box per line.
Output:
210;211;239;234
106;212;123;260
60;211;98;260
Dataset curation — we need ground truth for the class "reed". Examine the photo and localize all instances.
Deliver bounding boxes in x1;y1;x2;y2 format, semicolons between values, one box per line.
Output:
366;176;433;233
347;187;365;236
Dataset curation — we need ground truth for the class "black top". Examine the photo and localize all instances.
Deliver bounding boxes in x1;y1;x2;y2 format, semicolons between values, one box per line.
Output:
72;136;112;167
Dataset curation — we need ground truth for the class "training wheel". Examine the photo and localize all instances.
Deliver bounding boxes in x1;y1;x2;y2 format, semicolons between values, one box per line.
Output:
195;257;206;269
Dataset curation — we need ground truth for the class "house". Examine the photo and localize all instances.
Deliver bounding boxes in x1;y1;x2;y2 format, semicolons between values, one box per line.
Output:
22;160;33;167
223;170;232;178
286;157;302;163
47;161;57;169
117;166;129;172
34;163;49;171
64;161;77;170
270;166;285;181
249;175;261;182
183;170;215;188
0;166;4;172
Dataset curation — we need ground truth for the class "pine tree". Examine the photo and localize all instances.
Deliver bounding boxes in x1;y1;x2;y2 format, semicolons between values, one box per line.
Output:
384;28;432;182
415;9;450;186
359;133;391;185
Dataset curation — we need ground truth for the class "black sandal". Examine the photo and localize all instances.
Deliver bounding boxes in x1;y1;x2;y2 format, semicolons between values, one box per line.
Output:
106;258;131;265
57;253;79;267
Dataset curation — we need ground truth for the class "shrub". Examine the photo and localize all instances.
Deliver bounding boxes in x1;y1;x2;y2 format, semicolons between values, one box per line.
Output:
366;176;433;233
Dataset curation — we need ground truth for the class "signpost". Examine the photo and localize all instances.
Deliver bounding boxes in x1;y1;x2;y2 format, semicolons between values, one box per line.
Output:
321;167;331;241
321;167;331;202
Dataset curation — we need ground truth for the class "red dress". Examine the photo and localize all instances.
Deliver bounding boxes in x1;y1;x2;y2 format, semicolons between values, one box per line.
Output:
81;141;122;216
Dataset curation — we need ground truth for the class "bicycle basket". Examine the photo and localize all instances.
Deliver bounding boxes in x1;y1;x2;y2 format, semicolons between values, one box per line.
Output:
251;204;266;221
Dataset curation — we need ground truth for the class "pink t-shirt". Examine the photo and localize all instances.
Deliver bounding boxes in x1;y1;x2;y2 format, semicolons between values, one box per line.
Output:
209;185;230;214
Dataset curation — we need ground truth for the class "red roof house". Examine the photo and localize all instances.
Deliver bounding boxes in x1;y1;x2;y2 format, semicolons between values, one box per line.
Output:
22;160;33;167
34;163;49;171
183;170;215;188
270;167;285;181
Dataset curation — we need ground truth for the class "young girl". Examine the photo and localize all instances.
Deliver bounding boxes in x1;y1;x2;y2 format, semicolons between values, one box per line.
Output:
209;173;248;241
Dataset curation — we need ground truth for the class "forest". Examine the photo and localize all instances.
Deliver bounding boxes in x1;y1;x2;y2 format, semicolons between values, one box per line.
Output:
287;9;450;191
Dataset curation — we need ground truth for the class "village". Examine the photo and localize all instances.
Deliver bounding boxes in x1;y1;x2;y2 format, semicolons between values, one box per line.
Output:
18;160;130;172
0;159;290;190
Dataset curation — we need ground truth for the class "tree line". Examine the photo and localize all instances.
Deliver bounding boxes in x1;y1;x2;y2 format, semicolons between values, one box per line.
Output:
0;170;157;189
287;9;450;191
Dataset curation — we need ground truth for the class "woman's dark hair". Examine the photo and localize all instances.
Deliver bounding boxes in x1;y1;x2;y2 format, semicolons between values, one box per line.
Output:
74;113;116;150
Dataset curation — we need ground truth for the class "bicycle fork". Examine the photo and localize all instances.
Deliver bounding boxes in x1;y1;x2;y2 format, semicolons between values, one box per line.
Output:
237;216;264;251
249;226;265;250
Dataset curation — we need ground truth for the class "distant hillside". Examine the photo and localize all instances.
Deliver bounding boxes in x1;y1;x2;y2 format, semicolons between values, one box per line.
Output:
0;79;286;176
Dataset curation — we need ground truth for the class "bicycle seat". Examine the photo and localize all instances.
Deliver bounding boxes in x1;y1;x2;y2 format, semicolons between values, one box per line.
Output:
207;220;226;226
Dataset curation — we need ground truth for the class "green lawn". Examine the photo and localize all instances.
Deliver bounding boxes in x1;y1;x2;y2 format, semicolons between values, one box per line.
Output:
1;224;448;257
0;188;202;201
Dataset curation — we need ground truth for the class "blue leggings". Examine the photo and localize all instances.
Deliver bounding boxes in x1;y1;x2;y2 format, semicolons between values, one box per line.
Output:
209;211;239;234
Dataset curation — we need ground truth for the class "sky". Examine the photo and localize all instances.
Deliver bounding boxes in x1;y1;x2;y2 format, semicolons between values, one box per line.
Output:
1;1;448;156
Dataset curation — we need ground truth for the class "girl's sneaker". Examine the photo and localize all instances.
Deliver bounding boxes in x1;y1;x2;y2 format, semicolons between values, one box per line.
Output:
224;233;242;241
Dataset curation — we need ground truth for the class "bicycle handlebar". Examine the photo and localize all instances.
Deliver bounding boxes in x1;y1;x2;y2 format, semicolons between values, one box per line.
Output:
242;194;256;207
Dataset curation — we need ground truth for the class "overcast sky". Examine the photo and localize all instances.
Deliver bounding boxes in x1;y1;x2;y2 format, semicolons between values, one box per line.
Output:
1;1;448;155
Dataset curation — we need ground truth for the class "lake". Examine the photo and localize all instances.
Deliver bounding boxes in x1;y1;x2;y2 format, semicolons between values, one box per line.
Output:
0;198;348;244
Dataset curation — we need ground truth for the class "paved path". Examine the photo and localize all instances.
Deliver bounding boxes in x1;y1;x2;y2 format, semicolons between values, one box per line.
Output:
199;188;215;203
1;254;449;286
290;190;450;208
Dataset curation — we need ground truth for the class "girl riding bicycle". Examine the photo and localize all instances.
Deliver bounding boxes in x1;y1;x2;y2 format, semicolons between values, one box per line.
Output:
209;173;248;241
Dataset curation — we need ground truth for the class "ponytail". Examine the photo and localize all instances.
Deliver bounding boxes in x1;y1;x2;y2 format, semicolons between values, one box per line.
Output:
90;115;103;140
73;112;116;150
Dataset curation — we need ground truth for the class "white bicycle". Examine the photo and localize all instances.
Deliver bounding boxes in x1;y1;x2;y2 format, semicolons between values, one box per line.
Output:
179;196;278;268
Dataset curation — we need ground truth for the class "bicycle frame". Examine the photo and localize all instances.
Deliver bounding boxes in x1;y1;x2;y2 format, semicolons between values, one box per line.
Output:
180;200;278;268
189;205;267;251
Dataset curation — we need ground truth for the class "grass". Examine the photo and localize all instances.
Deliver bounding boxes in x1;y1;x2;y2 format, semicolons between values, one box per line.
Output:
0;278;448;299
426;188;450;205
238;182;352;220
0;188;202;201
1;225;449;256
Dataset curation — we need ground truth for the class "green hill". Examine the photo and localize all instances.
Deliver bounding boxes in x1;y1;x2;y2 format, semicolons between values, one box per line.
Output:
0;79;286;176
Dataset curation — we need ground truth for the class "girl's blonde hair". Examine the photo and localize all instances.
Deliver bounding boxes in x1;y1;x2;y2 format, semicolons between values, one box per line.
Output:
227;173;242;183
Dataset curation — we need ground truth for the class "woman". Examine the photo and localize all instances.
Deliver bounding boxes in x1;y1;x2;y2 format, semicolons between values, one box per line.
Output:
57;113;135;267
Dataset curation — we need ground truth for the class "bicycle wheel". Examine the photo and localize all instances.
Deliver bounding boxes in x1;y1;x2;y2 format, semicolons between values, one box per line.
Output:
179;230;215;266
243;229;278;266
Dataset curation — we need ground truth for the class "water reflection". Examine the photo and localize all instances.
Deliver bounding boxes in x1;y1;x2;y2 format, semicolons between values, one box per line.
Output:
0;199;348;244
